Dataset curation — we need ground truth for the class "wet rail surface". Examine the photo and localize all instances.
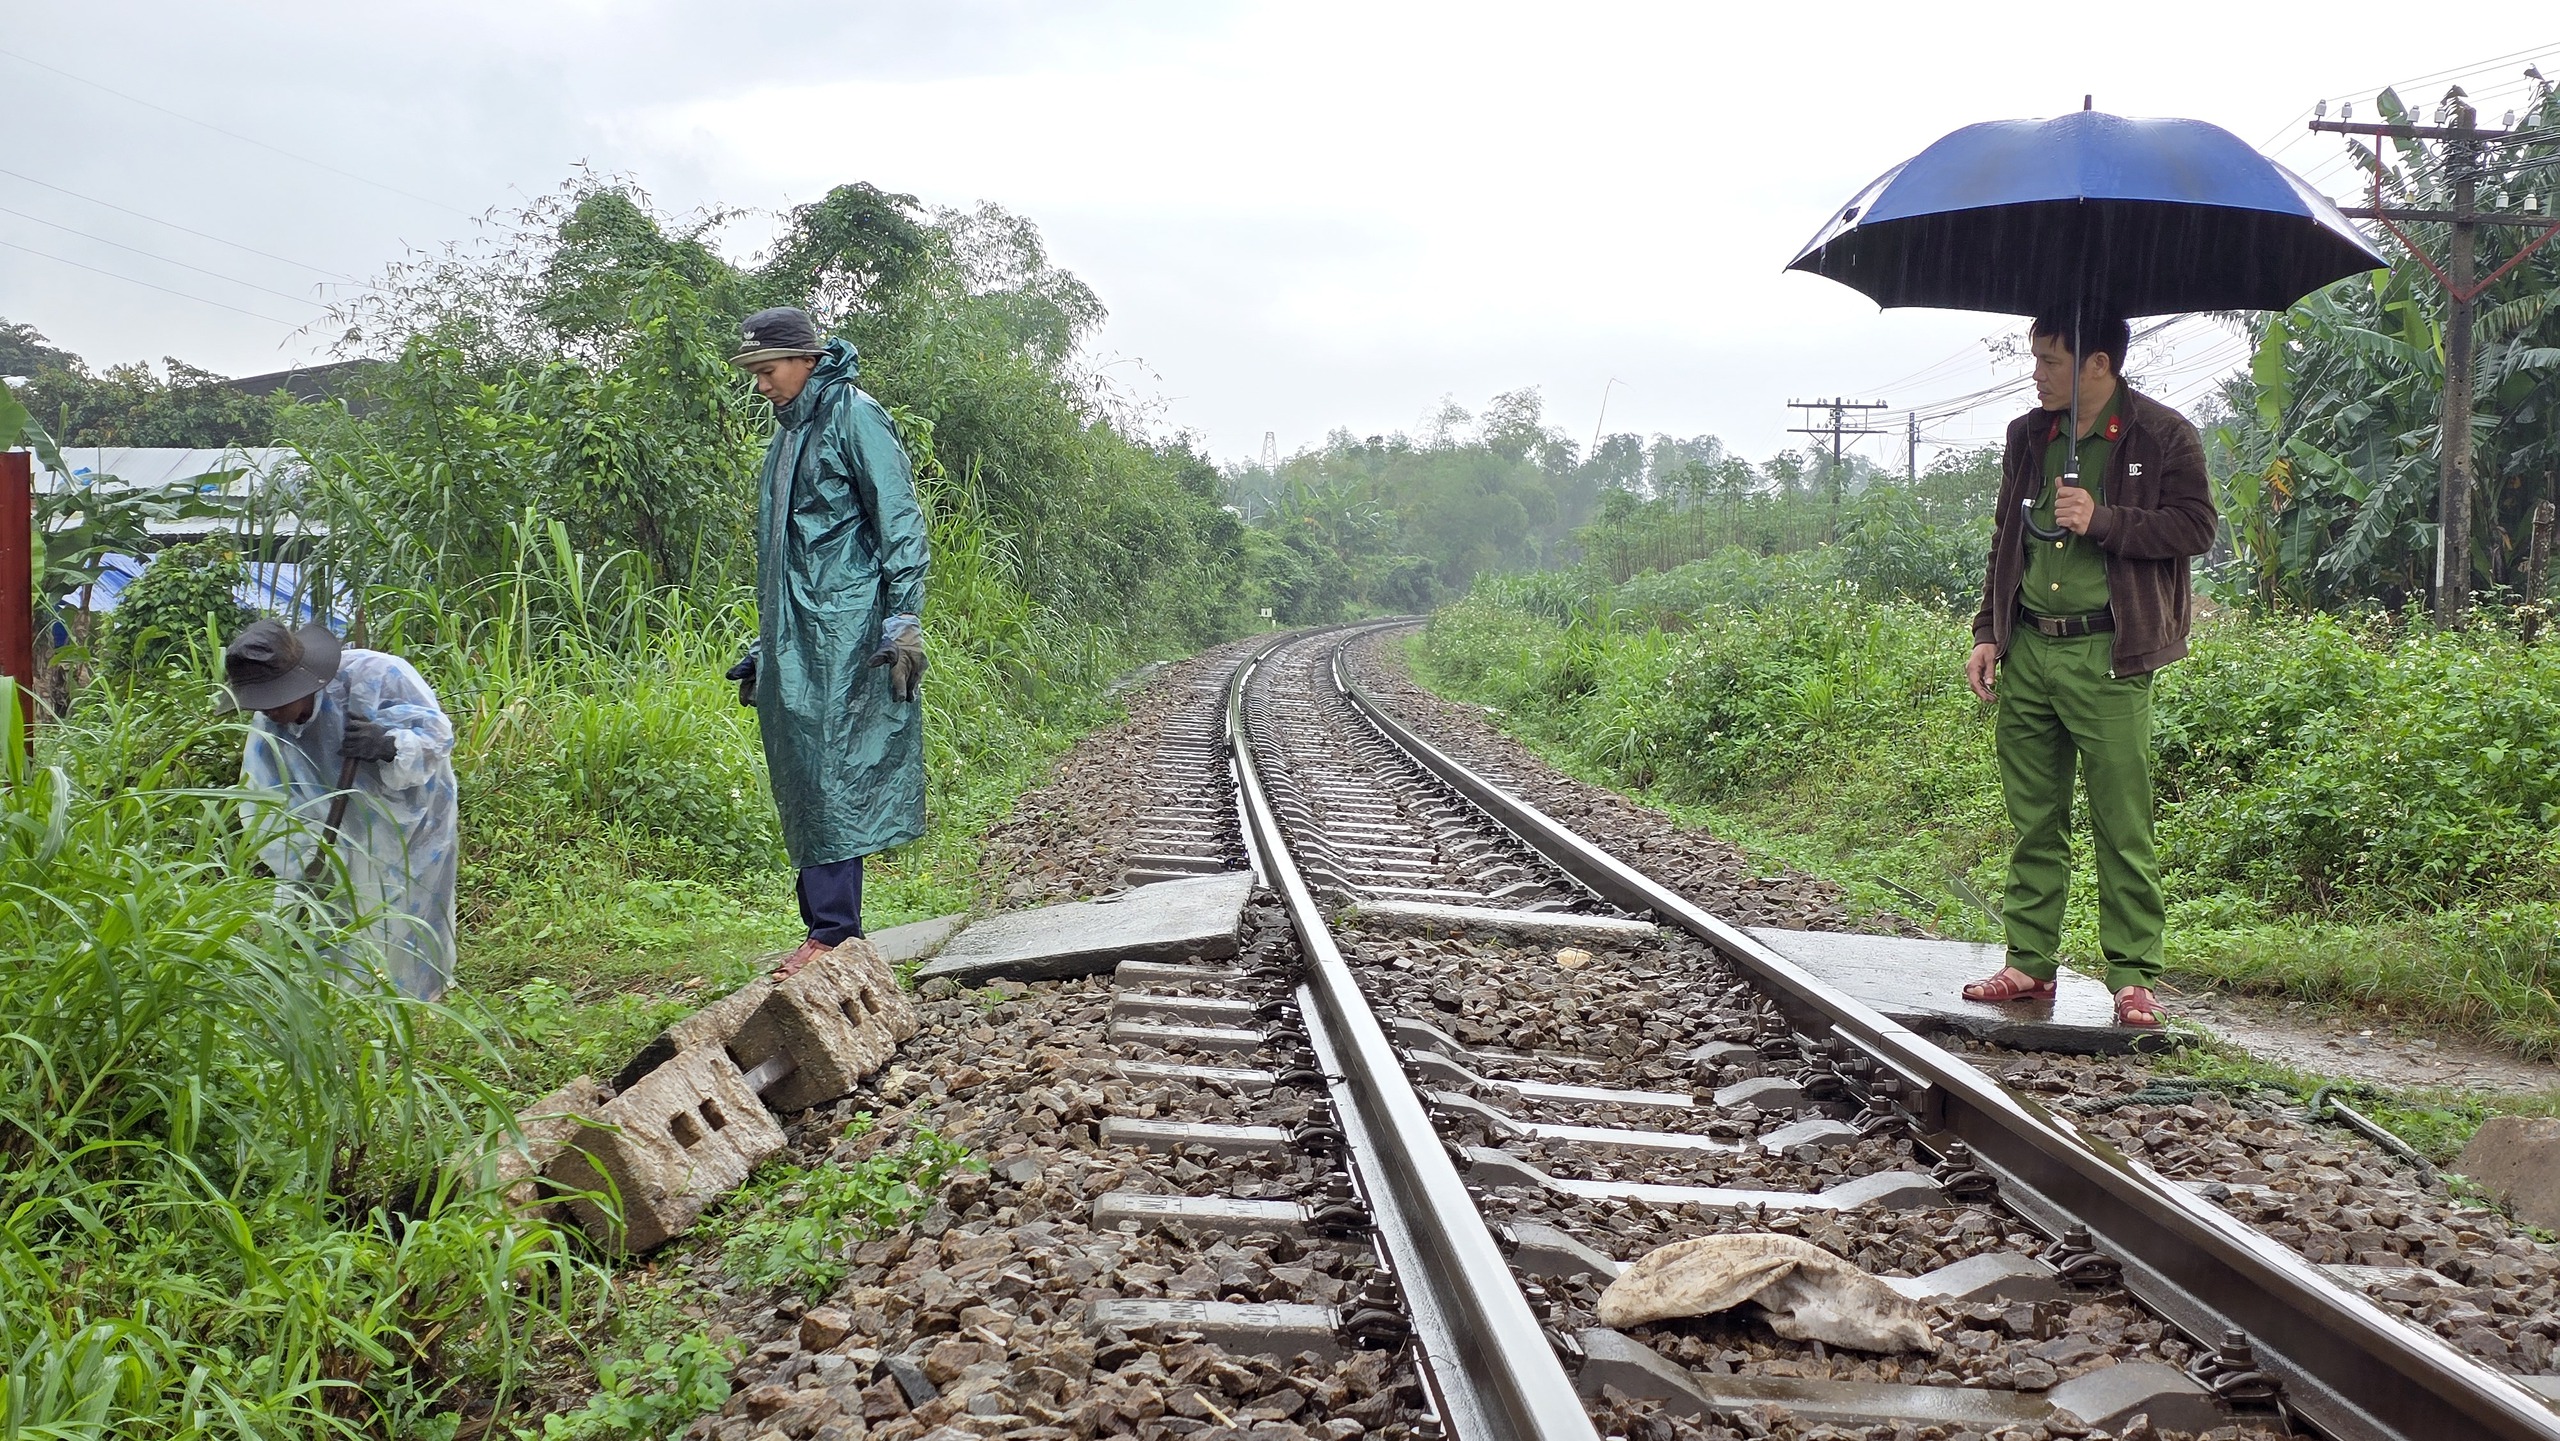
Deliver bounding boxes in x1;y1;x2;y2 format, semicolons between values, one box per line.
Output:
1180;622;2560;1441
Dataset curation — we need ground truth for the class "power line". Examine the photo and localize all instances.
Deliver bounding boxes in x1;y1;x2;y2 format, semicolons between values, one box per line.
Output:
0;44;472;219
1872;316;2208;441
1859;335;2007;399
1788;397;1888;539
0;165;357;280
0;204;333;309
0;237;309;328
2259;39;2559;151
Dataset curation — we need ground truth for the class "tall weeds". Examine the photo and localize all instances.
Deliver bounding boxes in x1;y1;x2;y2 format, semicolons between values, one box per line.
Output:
6;174;1250;1435
0;690;597;1438
1416;569;2560;1060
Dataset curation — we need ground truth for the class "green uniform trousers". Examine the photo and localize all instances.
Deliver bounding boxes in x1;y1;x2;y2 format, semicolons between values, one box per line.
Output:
1996;626;2164;991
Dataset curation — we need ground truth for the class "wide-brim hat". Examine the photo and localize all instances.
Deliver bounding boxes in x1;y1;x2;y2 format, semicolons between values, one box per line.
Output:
729;306;827;366
220;618;341;712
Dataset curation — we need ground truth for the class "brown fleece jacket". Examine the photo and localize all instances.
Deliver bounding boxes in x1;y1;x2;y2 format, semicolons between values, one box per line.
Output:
1970;385;2218;677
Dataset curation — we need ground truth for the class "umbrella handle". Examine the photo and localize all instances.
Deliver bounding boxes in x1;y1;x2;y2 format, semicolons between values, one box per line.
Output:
2021;498;2071;543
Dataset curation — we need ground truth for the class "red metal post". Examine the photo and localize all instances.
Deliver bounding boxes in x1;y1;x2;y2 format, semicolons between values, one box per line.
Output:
1;450;32;745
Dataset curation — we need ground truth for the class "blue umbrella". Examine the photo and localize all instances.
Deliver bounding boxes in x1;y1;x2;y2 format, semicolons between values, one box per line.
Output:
1787;107;2386;317
1789;106;2386;534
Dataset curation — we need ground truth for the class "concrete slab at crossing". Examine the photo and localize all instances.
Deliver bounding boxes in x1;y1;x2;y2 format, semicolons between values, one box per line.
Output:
1746;928;2148;1055
917;872;1255;985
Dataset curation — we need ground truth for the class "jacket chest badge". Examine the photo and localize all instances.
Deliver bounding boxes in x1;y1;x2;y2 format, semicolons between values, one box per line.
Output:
2126;462;2143;477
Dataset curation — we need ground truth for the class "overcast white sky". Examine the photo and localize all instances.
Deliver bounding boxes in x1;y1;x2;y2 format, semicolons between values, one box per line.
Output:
4;4;2553;467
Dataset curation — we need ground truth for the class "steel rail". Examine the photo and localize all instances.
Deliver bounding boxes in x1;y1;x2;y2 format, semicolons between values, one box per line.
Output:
1333;641;2560;1441
1226;631;1600;1441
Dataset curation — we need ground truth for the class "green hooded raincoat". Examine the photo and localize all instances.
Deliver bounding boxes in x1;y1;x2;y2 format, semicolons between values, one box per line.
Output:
754;338;929;867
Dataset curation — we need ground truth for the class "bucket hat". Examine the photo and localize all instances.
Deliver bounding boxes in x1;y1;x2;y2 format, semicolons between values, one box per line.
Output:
221;618;341;712
729;307;827;366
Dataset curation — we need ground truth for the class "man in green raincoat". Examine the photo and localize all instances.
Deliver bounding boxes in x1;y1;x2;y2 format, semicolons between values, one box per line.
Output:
727;307;930;976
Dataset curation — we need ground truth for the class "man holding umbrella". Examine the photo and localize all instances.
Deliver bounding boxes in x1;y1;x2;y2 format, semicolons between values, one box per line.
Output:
1787;104;2382;1026
1956;313;2214;1027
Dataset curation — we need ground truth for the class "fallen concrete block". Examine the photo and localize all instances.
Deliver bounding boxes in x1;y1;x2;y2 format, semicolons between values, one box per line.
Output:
1715;1076;1805;1114
546;1044;786;1250
610;976;775;1093
2455;1115;2560;1231
1760;1117;1860;1155
485;1075;605;1208
730;939;917;1113
915;872;1254;985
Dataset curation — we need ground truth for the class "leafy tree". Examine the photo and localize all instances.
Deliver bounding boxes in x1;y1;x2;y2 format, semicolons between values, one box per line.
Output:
99;538;252;675
1;327;281;448
291;177;1252;651
0;319;78;377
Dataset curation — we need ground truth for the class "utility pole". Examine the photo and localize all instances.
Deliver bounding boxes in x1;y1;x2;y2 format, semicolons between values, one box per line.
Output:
1260;431;1279;471
2313;86;2560;626
1787;397;1887;540
1907;413;1920;484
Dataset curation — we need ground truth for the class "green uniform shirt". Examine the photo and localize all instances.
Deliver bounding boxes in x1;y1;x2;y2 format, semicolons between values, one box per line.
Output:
2021;389;2120;616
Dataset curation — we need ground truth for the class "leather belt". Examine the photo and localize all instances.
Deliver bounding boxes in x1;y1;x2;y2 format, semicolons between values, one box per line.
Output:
2021;606;2114;638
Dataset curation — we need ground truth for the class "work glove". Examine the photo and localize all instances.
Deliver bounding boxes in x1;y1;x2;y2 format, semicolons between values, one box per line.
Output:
725;643;759;707
340;715;398;763
867;614;927;703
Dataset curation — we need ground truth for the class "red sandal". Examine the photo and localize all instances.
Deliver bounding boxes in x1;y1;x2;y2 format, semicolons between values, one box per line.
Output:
1961;967;2058;1004
2113;986;2164;1028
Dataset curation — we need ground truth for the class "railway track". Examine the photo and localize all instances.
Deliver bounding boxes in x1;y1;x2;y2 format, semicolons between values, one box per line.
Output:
695;622;2555;1441
1178;621;2560;1441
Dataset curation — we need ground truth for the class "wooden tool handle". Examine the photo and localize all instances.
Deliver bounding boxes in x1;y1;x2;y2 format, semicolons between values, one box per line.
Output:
301;755;362;885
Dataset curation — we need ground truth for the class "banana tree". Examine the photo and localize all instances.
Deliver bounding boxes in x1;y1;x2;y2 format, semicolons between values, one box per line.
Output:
5;388;242;693
2218;77;2560;610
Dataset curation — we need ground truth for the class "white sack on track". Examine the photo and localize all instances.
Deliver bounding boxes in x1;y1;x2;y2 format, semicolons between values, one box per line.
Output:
1595;1233;1940;1353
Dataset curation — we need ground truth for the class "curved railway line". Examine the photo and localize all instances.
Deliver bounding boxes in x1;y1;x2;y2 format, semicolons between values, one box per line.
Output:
1167;621;2560;1441
689;619;2559;1441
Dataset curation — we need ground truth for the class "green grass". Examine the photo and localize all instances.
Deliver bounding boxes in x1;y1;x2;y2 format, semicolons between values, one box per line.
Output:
1408;566;2560;1063
707;1119;978;1301
528;1333;739;1441
440;713;1082;1100
15;513;1133;1436
4;172;1257;1436
2;688;601;1439
2148;1040;2560;1163
325;516;1116;1103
